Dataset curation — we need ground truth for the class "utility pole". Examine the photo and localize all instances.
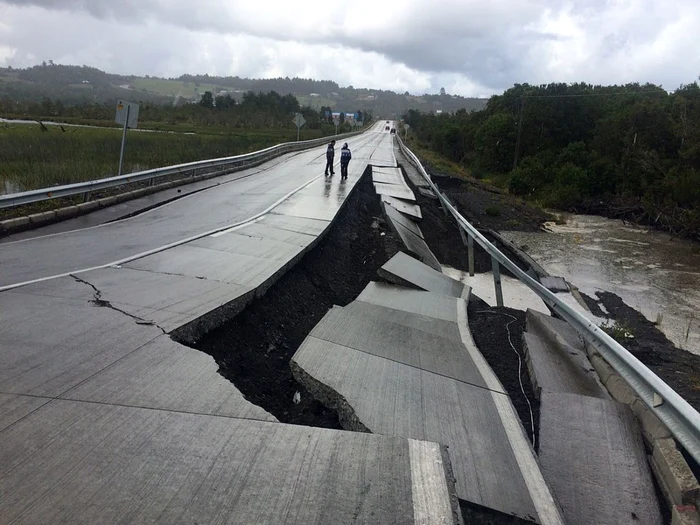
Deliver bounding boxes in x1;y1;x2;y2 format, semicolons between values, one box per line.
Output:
512;96;525;172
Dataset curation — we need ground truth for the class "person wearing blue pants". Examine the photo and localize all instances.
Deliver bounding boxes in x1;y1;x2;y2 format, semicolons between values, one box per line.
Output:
325;140;336;176
340;143;351;179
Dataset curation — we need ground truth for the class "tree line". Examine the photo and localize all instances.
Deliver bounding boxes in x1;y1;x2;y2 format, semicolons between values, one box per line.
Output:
404;82;700;240
0;89;372;132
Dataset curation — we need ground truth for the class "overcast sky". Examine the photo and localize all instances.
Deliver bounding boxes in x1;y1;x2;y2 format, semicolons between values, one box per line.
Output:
1;0;698;97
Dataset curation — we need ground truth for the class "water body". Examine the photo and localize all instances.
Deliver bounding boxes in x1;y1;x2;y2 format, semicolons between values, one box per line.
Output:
501;215;700;355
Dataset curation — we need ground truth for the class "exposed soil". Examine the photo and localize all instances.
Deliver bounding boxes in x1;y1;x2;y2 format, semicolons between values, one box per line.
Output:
435;176;552;233
460;500;537;525
192;170;403;427
396;153;533;278
466;296;540;450
592;291;700;412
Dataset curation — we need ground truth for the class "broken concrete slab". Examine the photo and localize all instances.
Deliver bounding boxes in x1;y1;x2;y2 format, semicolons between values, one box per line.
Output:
191;232;306;262
309;308;485;387
0;283;164;397
523;332;607;399
233;221;317;247
539;276;570;293
418;187;438;199
292;337;545;521
374;182;415;201
379;195;423;219
62;335;276;422
0;400;463;524
356;281;462;323
382;210;441;272
527;308;585;352
343;301;461;341
382;201;423;238
539;392;662;525
372;167;406;186
378;251;469;299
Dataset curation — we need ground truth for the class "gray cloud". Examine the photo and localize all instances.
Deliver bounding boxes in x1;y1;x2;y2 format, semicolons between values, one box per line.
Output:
1;0;699;96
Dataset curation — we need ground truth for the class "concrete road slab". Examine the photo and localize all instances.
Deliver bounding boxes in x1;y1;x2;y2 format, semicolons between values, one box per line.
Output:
292;338;539;520
0;285;163;397
270;199;340;222
234;221;317;247
356;281;461;322
372;168;406;186
523;332;607;399
309;308;486;387
385;214;441;272
191;232;306;262
0;400;462;525
343;301;461;341
62;335;276;421
370;147;397;167
256;213;330;237
540;276;569;293
527;308;585;352
379;252;469;298
374;182;415;201
0;394;50;432
380;195;423;219
125;244;294;292
539;392;662;525
382;201;423;238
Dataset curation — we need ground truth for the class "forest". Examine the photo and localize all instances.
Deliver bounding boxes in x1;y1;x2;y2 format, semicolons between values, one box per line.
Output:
404;82;700;240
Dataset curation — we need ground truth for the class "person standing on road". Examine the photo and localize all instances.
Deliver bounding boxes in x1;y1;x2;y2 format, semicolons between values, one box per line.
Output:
325;140;336;176
340;143;352;180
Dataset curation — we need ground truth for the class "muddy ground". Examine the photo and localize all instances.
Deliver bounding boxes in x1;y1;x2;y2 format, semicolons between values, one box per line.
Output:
581;291;700;412
193;171;403;427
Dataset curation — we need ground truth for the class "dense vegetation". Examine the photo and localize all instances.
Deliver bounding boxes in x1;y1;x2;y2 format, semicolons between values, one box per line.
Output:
405;82;700;239
0;64;487;118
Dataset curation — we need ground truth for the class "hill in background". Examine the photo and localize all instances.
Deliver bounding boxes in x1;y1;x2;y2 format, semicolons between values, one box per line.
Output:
0;64;487;117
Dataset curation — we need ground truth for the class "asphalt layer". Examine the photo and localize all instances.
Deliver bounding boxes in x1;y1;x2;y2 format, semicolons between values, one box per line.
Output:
191;171;404;427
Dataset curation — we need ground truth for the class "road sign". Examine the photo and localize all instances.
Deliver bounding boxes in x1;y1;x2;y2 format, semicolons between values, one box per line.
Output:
293;113;306;141
333;117;340;135
115;100;139;129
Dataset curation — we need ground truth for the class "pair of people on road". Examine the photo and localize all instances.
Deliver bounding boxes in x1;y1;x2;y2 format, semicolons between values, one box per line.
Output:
325;140;351;179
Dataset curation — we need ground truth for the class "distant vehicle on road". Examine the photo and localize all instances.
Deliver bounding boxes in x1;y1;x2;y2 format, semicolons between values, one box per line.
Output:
390;128;396;134
386;120;389;123
385;126;390;131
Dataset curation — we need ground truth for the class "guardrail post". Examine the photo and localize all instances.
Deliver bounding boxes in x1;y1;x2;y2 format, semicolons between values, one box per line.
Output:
491;256;504;307
458;227;476;277
82;192;91;203
468;235;475;277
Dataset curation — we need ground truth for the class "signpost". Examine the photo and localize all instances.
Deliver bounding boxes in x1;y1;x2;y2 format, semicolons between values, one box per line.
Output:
404;123;410;140
293;112;306;141
115;100;139;177
333;117;339;135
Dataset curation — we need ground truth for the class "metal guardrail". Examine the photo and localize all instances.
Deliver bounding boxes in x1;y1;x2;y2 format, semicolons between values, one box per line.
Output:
0;129;366;209
397;135;700;465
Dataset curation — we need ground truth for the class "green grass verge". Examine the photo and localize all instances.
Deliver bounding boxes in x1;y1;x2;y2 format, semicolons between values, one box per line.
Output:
0;124;333;193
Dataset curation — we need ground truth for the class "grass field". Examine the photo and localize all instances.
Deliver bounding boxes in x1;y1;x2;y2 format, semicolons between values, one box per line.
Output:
0;124;332;193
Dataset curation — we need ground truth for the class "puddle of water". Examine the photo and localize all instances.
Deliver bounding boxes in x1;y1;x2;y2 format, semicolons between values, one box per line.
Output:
503;214;700;355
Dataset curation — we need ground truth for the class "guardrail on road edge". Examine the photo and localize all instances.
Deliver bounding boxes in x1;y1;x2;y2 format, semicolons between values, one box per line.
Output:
0;128;367;209
396;134;700;465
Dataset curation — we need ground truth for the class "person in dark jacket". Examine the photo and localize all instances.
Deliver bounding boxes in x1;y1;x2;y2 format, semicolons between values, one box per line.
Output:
340;143;352;179
325;140;336;176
